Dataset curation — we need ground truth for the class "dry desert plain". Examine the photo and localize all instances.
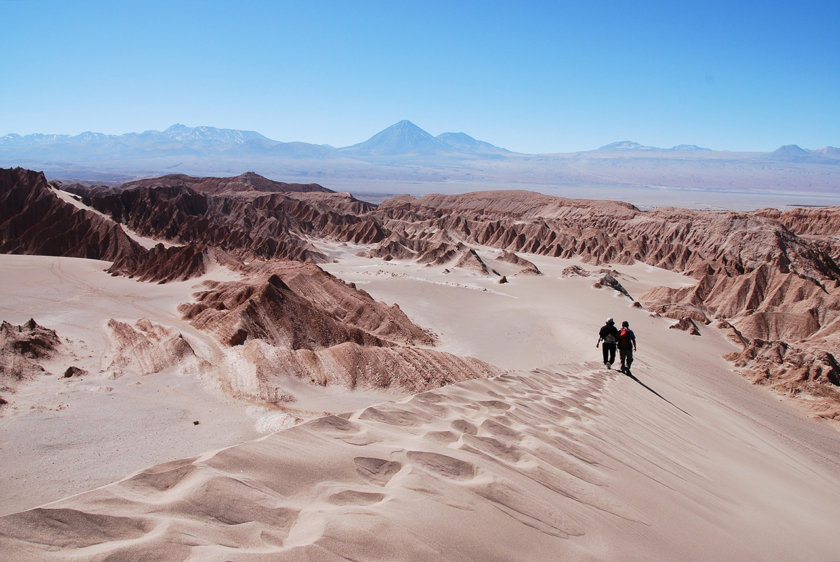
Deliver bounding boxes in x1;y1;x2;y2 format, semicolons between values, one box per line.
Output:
1;169;840;560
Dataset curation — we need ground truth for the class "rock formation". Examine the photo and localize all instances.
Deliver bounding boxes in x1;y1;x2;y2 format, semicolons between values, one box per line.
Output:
0;319;61;398
455;248;495;276
108;243;209;282
3;168;839;415
496;250;542;275
106;318;206;377
117;171;333;195
562;266;633;299
177;262;497;400
66;174;387;270
0;168;143;261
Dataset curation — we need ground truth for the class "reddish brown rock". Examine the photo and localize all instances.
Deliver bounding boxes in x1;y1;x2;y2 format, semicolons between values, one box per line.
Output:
496;250;542;275
0;319;61;395
455;249;493;275
179;262;434;350
117;171;333;195
108;243;208;283
669;318;701;335
0;167;143;261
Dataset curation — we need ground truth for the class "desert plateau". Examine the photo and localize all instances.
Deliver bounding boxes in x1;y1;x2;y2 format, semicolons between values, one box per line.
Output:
1;166;840;560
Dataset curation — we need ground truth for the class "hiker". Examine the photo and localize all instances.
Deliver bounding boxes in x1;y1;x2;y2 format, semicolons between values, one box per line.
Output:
618;320;637;374
596;317;618;369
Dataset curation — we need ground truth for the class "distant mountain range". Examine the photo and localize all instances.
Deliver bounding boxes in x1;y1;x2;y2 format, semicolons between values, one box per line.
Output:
594;140;712;152
2;121;839;200
4;120;836;159
0;121;512;161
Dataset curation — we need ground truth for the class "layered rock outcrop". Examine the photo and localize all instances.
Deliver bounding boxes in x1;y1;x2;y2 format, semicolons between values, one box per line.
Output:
106;318;206;377
0;319;61;400
108;243;209;282
0;168;143;261
177;262;496;399
496;250;542;275
68;175;386;269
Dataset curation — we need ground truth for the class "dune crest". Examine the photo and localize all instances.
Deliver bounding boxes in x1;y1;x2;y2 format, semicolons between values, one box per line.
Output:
2;362;838;559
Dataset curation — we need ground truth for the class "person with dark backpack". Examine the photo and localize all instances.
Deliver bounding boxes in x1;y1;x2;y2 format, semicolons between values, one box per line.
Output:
617;320;637;374
596;317;619;369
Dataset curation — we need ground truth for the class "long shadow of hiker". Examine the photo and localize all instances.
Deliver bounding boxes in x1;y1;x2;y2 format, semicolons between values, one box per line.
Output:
623;370;691;417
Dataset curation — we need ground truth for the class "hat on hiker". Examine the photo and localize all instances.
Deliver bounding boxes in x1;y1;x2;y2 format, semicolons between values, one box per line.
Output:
606;317;614;324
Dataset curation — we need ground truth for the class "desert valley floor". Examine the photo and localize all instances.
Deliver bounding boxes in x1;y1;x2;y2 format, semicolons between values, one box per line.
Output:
1;168;840;560
2;248;840;560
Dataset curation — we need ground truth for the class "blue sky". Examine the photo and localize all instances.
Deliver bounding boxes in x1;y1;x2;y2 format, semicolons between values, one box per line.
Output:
1;0;838;153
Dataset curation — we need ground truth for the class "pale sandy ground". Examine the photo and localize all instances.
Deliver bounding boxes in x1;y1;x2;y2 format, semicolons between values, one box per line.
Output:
0;254;394;516
2;243;840;559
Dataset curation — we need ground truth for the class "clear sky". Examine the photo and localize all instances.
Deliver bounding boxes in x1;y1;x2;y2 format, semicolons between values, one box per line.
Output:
1;0;838;153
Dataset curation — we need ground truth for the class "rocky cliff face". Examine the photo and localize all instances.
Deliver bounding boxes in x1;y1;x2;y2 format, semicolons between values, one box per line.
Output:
69;177;386;268
0;168;143;261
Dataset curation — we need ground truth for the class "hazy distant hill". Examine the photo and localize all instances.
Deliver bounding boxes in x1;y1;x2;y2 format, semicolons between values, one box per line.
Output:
595;141;712;152
339;120;510;158
341;120;451;157
1;121;839;199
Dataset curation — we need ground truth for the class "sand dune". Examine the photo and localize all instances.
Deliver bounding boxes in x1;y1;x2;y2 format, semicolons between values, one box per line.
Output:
2;357;839;559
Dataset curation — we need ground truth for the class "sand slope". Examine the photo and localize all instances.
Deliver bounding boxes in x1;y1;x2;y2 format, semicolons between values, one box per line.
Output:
2;360;839;560
2;247;840;559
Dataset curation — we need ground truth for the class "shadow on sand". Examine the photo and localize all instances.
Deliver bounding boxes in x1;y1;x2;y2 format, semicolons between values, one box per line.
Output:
622;369;691;417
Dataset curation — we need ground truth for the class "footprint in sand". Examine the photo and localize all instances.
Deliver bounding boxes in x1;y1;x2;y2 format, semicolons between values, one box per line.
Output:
459;434;524;464
327;490;386;506
357;405;428;427
121;456;199;493
423;430;459;444
354;457;402;486
406;451;477;481
450;419;478;435
477;399;511;411
304;415;358;433
479;418;522;442
305;415;380;446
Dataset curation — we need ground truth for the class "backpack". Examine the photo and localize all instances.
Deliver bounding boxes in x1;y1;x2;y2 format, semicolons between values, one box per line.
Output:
618;328;631;347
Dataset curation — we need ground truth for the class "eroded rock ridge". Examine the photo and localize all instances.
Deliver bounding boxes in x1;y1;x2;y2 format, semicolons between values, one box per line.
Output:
2;168;838;415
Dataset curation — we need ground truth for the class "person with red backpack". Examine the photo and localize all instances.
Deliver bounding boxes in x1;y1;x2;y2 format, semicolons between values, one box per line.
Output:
617;320;637;374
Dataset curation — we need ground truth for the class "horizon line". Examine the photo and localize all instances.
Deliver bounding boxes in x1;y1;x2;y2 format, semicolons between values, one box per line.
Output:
2;121;837;155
